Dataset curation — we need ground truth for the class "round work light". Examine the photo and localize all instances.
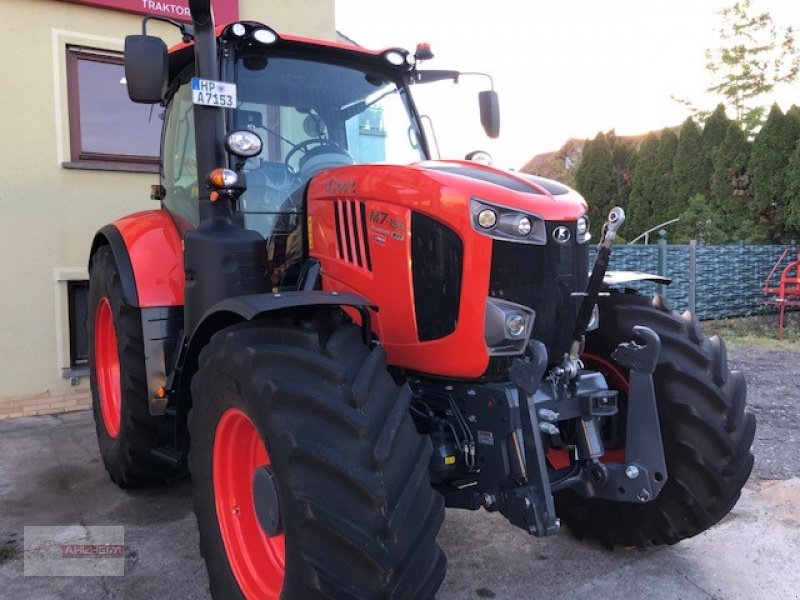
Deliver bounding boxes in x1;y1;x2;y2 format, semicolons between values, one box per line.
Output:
225;130;263;158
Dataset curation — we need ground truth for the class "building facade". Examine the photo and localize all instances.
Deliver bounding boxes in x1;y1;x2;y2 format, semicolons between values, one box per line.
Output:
0;0;335;419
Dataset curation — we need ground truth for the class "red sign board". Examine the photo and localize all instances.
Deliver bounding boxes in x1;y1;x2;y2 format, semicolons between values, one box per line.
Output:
58;0;239;25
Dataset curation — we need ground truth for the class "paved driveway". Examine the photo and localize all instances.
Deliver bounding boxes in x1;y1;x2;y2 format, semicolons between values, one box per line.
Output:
1;346;798;599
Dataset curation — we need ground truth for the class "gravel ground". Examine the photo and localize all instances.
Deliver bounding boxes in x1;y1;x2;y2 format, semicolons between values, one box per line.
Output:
0;342;797;599
727;344;800;479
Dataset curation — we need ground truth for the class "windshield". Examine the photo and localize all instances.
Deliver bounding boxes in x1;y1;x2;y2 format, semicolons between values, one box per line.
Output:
235;54;425;165
232;52;425;282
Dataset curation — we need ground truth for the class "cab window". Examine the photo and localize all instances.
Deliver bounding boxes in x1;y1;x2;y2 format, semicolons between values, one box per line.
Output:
162;80;199;231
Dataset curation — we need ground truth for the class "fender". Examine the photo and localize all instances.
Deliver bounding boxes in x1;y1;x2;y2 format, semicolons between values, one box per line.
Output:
167;291;375;434
89;210;184;308
89;224;140;307
186;289;376;362
603;270;671;287
89;210;185;418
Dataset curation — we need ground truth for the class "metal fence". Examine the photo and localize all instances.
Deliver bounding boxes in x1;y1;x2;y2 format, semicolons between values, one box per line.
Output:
591;241;798;320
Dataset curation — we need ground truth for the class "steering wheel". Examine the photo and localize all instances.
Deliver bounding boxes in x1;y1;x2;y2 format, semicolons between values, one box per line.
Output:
284;138;349;175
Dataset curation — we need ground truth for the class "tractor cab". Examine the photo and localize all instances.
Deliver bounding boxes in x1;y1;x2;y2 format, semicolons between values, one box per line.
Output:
164;25;428;228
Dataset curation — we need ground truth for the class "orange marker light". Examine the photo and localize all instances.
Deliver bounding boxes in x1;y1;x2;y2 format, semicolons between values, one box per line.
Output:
156;386;166;398
208;168;238;189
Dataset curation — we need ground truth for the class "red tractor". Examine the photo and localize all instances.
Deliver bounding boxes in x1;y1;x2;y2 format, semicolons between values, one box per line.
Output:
88;2;755;597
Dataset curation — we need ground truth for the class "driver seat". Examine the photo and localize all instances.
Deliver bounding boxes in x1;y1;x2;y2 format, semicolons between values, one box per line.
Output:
299;151;355;179
298;146;355;181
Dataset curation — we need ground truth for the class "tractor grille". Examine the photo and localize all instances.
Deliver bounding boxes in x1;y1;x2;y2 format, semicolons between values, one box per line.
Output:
489;221;589;365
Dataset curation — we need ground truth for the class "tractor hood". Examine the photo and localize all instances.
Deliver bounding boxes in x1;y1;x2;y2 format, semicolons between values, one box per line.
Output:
307;159;588;224
413;160;587;221
306;159;591;379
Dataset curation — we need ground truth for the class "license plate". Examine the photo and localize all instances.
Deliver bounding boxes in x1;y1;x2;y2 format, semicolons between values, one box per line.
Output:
191;77;237;108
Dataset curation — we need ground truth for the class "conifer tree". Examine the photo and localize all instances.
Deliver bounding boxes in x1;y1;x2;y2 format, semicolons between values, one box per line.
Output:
788;104;800;127
712;122;754;241
702;104;731;193
781;139;800;239
610;139;637;210
653;130;678;225
672;194;726;244
574;132;613;236
749;104;800;239
627;132;661;238
669;118;704;219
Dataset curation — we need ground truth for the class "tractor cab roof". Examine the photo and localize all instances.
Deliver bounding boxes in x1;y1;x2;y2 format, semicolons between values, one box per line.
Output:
167;22;409;83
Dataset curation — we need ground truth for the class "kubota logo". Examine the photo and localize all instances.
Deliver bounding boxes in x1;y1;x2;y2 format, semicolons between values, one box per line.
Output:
552;226;571;244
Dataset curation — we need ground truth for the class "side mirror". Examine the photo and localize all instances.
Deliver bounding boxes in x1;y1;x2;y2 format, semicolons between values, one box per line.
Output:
478;90;500;139
124;35;168;104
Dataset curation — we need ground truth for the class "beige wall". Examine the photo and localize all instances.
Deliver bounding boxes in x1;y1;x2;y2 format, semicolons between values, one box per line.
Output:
0;0;334;418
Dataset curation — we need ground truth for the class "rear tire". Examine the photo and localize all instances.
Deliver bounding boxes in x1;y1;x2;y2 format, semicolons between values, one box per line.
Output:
189;320;446;599
556;292;756;547
88;245;173;487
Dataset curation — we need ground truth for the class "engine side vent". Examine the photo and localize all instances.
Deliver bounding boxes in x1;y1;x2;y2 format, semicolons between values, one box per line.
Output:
411;212;463;341
334;199;372;271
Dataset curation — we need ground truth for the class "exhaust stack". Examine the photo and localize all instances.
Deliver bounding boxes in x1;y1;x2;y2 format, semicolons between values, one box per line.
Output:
188;0;226;217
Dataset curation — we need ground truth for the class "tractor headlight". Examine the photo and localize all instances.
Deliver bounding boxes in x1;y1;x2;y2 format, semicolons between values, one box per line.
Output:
485;298;535;355
577;214;591;243
477;209;497;229
471;198;546;244
225;130;263;158
506;313;527;338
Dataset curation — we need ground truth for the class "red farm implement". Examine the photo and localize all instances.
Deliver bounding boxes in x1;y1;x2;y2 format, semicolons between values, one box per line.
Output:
761;248;800;338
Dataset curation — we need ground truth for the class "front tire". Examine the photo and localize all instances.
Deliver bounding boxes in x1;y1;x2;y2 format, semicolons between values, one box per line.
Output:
189;320;446;599
556;292;756;547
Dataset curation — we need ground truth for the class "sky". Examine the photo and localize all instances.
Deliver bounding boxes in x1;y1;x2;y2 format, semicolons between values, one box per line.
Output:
336;0;800;169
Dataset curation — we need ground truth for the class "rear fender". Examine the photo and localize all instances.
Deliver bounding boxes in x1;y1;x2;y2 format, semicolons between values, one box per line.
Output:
89;224;140;307
89;210;184;308
89;210;184;417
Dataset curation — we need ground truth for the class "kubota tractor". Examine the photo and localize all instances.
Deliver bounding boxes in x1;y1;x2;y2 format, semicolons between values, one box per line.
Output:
87;2;756;598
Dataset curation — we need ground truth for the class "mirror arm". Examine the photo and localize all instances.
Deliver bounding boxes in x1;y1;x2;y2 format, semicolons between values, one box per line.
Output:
411;70;494;91
410;69;461;85
458;72;495;91
141;15;195;42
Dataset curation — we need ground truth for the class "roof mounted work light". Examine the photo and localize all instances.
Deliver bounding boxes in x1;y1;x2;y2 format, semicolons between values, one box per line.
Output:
253;28;278;45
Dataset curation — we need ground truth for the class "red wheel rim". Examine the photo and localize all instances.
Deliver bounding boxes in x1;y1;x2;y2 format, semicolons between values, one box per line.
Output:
213;408;285;599
95;297;121;438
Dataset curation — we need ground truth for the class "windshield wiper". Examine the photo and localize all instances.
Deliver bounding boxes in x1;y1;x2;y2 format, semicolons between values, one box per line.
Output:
341;86;400;120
